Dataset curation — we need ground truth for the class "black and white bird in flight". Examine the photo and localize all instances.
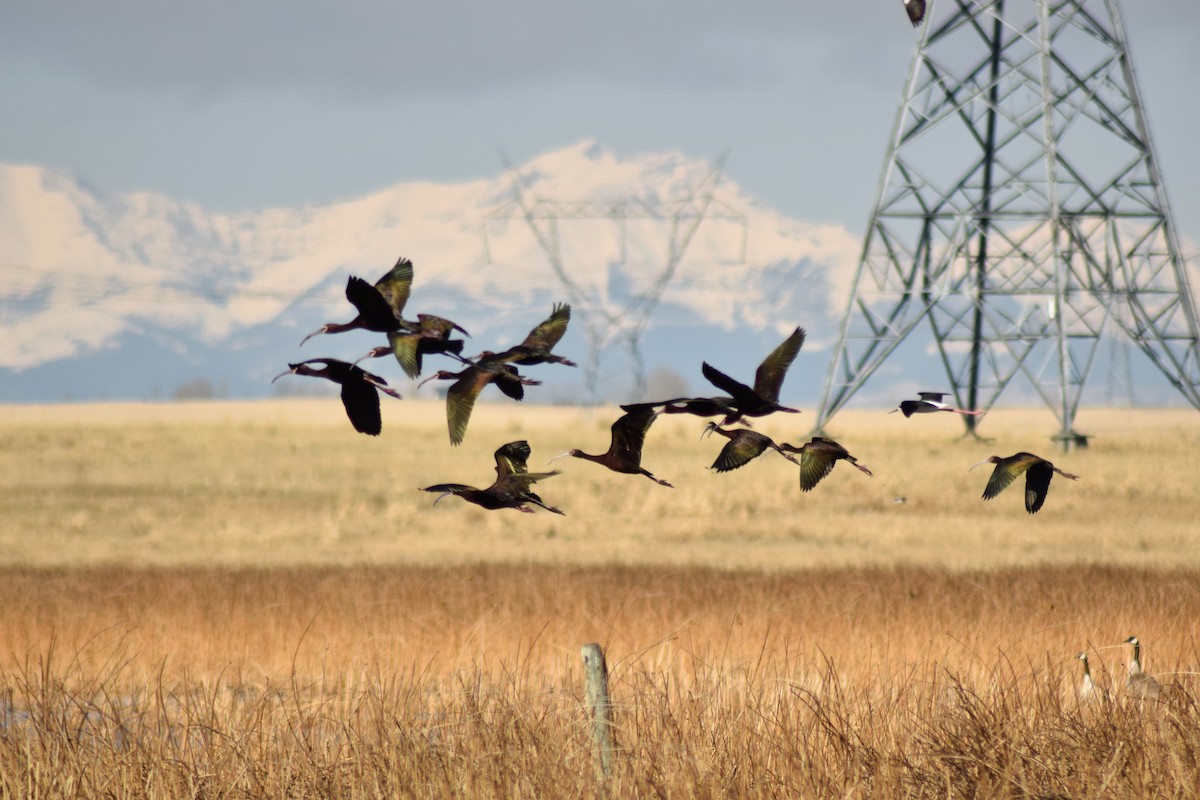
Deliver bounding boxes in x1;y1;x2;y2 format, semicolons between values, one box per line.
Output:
891;392;982;418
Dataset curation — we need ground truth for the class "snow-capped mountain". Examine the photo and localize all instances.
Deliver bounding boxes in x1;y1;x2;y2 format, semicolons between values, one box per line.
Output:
0;141;863;404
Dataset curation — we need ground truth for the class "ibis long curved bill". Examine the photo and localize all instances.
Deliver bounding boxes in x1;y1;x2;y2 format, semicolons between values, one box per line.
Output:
351;347;391;368
298;327;326;348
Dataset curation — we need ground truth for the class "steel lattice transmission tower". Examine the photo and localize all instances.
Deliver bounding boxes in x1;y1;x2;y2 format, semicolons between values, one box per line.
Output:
484;152;747;401
815;0;1200;444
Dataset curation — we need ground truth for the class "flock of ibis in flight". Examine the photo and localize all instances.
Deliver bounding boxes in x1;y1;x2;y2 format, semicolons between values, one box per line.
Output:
272;256;1082;517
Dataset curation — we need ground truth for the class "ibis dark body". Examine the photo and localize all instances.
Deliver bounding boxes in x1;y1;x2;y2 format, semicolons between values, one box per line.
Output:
700;327;806;424
972;452;1080;514
492;440;564;515
552;406;672;487
420;357;541;446
422;440;563;514
780;437;874;492
620;396;742;424
358;319;468;380
300;257;413;345
271;358;401;436
904;0;926;26
487;303;576;368
703;423;800;473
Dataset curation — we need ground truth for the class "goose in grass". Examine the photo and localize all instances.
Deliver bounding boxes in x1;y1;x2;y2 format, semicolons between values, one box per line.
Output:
1075;651;1108;703
1123;635;1162;700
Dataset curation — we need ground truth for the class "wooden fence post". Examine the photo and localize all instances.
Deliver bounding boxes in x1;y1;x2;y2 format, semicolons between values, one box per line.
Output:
581;642;615;779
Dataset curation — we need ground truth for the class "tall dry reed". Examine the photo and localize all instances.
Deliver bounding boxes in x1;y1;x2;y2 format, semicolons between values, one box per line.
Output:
2;564;1198;797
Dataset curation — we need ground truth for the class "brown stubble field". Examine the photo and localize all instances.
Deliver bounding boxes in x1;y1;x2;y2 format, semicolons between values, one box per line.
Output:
2;400;1200;796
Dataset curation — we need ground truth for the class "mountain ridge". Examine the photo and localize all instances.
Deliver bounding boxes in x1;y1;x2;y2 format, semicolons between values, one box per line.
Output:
0;141;860;402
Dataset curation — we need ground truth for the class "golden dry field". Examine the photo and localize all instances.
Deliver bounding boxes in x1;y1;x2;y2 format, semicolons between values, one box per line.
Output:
2;400;1200;796
2;400;1198;569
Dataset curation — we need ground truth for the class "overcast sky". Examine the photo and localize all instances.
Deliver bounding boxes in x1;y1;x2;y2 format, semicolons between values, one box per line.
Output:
1;0;1197;241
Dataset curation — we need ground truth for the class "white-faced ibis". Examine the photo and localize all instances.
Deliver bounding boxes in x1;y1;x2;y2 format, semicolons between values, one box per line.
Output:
970;452;1080;514
904;0;926;26
549;406;673;487
701;422;800;473
422;440;563;514
891;392;982;418
355;314;469;380
1123;636;1162;700
488;303;576;367
1075;652;1107;703
271;358;402;436
300;256;413;346
701;327;806;424
779;436;874;492
419;358;541;446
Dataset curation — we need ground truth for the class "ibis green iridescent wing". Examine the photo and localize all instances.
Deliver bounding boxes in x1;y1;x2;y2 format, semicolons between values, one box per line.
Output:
520;303;570;351
444;368;489;446
608;406;657;465
981;452;1040;501
373;257;414;320
494;440;533;479
710;432;771;473
753;327;805;403
417;313;468;338
797;441;842;492
386;330;424;380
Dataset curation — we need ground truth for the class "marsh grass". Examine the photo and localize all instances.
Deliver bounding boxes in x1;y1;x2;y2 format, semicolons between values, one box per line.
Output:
2;564;1199;797
2;402;1199;795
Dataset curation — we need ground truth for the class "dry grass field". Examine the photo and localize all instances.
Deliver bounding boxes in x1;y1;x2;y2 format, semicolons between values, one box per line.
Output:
2;400;1198;569
2;400;1199;796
